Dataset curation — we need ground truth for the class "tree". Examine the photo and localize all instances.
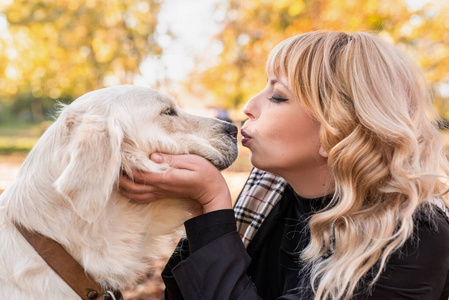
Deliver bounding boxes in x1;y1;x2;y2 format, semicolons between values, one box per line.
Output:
0;0;162;122
193;0;449;114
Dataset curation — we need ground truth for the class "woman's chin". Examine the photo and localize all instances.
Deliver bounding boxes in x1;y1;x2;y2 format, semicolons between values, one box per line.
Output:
249;154;269;173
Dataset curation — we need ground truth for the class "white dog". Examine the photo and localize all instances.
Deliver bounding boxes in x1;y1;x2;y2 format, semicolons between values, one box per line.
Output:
0;85;238;299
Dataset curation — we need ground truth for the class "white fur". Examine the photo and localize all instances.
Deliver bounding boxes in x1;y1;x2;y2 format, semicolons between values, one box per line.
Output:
0;85;238;299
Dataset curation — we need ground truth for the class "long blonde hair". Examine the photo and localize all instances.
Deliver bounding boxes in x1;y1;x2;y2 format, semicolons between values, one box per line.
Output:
266;31;449;299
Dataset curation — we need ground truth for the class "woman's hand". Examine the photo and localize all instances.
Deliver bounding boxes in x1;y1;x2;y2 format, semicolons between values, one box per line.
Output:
119;153;232;213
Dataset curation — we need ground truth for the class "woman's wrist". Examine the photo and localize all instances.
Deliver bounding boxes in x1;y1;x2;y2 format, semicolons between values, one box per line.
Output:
202;191;232;214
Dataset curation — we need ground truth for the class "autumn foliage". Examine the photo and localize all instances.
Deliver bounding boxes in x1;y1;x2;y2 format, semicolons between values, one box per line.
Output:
1;0;449;120
194;0;449;112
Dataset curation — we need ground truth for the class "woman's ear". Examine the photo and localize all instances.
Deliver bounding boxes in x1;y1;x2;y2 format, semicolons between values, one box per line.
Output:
319;145;329;158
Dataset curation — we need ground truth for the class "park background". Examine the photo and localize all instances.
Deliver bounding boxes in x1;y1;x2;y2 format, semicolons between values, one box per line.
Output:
0;0;448;298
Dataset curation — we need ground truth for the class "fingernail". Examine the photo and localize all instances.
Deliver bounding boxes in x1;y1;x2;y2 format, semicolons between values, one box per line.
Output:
151;153;163;163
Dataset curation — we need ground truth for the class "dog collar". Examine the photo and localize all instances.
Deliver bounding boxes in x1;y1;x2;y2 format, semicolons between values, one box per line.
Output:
12;220;123;300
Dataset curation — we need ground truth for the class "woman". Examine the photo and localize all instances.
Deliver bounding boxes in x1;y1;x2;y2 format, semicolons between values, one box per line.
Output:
119;31;449;299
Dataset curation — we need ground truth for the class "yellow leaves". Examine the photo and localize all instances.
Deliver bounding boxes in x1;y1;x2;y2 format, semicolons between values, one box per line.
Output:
363;0;379;13
31;86;43;98
48;88;61;99
288;1;304;16
195;0;449;109
86;0;99;9
92;29;116;63
67;0;80;11
0;0;162;110
104;8;122;27
5;83;17;95
273;0;290;9
6;9;22;23
32;8;45;21
378;31;395;44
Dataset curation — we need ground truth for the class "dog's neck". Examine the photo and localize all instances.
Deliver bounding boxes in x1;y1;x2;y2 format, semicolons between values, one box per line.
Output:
5;177;161;289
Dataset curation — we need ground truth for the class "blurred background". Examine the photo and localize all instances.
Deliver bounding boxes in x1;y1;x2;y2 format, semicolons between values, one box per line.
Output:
0;0;448;298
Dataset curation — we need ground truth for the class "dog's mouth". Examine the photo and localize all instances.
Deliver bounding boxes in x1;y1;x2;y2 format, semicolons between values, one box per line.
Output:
209;155;236;170
206;137;239;171
188;134;238;171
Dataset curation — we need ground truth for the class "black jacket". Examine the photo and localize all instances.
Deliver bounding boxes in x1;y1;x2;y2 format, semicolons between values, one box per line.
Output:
162;188;449;300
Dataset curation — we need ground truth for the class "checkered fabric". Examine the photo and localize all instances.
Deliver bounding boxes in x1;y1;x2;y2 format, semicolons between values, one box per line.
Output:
234;168;288;248
233;169;449;249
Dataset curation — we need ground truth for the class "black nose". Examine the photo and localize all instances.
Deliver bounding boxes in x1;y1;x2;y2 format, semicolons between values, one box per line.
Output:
224;123;238;139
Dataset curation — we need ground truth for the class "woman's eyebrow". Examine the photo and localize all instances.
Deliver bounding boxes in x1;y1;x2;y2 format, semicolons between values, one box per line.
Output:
269;78;290;91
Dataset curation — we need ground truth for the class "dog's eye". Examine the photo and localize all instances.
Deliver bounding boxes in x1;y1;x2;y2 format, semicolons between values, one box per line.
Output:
163;108;177;116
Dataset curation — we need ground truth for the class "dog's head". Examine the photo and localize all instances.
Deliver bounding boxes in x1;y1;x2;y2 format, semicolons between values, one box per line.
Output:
53;85;238;223
115;86;239;173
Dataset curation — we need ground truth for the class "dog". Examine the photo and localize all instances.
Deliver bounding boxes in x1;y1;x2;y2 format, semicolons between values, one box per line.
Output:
0;85;238;299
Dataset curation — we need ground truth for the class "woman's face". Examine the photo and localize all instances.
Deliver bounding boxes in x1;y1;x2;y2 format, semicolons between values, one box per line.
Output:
241;76;326;176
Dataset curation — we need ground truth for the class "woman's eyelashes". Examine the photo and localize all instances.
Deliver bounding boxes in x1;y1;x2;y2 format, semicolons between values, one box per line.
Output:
267;94;289;103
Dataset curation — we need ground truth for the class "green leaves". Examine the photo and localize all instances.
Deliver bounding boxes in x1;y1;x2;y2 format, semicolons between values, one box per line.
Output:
0;0;162;122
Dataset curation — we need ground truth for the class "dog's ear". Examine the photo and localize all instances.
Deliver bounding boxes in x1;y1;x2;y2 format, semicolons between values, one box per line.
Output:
54;113;123;223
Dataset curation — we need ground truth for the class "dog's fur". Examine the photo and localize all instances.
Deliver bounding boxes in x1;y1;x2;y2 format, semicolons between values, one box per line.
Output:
0;85;238;299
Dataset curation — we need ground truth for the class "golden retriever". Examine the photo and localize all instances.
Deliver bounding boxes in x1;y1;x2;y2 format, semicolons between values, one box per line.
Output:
0;85;238;299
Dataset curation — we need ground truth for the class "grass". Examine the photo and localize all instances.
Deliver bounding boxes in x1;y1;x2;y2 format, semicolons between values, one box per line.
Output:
0;136;39;154
0;122;50;155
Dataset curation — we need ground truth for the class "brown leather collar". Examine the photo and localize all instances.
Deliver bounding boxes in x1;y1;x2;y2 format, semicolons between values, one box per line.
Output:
13;221;123;300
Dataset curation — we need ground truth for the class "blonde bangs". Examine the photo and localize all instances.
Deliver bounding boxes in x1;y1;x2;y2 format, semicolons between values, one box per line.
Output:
265;34;322;121
265;36;292;81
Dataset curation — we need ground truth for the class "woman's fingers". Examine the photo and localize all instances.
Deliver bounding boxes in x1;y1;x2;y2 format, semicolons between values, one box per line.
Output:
119;170;186;199
119;174;165;196
131;169;163;185
150;153;210;171
119;186;158;203
128;154;199;185
119;174;170;203
119;174;152;194
118;154;231;210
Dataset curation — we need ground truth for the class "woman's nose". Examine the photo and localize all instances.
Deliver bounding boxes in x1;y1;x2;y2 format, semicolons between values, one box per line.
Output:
243;97;256;119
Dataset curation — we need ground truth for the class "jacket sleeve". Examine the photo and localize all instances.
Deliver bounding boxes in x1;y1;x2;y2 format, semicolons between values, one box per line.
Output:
162;209;261;300
171;231;260;300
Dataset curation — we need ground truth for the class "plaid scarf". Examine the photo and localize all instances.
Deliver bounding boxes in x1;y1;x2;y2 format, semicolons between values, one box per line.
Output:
234;168;288;248
233;168;449;249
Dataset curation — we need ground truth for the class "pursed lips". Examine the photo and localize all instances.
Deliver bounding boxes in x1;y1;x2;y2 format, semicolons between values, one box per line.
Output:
240;128;252;147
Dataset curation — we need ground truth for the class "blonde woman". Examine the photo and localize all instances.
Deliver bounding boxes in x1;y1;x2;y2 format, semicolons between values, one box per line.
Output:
120;31;449;299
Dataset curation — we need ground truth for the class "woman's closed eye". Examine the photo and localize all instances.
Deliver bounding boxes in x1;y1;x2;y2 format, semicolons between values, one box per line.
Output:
267;95;289;103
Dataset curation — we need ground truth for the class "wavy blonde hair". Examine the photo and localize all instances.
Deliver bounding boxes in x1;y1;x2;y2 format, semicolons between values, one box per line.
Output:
266;31;449;299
